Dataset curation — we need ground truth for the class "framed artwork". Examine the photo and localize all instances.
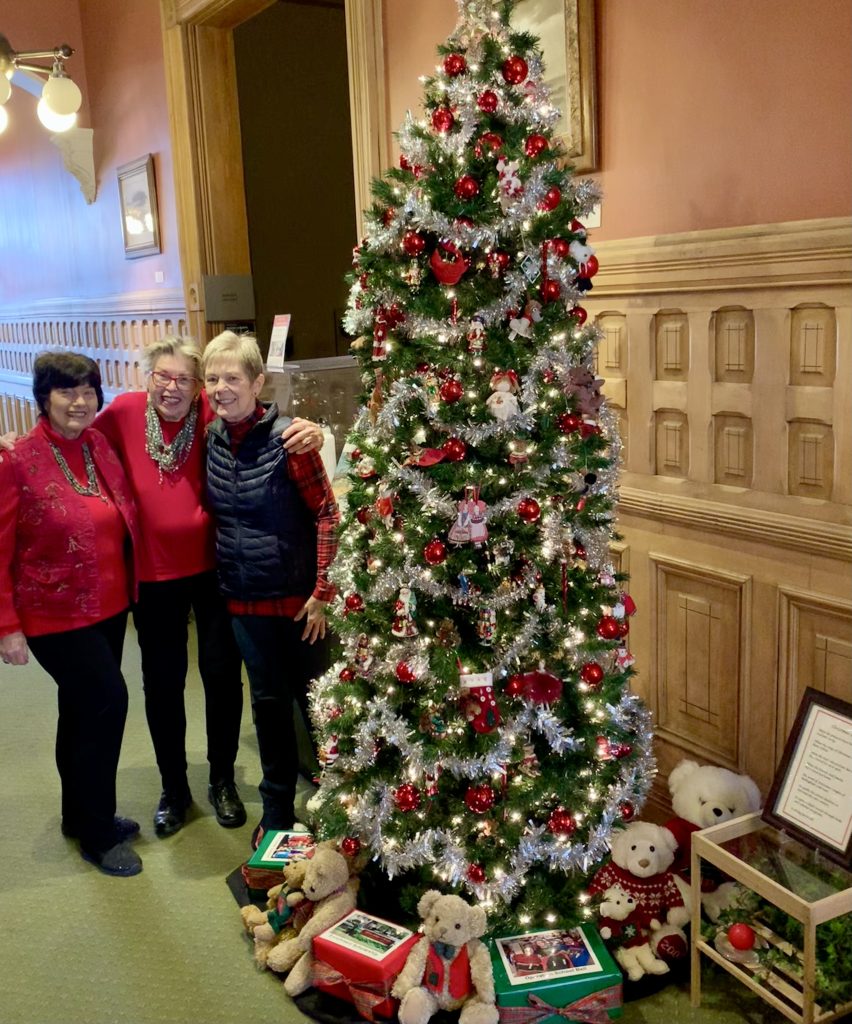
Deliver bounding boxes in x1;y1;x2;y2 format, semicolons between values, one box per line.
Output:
511;0;598;173
762;687;852;869
117;154;161;258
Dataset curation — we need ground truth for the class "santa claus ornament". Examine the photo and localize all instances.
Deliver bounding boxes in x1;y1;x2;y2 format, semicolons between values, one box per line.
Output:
486;369;520;421
391;584;418;638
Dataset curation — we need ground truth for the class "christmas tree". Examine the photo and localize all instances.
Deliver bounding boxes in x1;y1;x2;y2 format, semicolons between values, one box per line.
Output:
309;0;653;933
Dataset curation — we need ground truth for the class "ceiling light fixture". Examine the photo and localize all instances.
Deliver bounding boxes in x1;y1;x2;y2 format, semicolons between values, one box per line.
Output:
0;34;83;135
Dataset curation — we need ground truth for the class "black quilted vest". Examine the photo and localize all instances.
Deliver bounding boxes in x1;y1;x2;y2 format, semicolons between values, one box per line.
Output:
206;403;317;600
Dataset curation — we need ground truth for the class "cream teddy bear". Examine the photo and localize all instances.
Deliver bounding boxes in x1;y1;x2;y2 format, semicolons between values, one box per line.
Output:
391;891;498;1024
240;857;310;967
664;758;761;921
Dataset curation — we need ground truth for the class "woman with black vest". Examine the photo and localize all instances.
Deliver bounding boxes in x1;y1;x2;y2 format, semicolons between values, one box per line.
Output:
202;331;340;848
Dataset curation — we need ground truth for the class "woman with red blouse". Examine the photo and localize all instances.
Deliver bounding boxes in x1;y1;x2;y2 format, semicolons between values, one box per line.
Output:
0;353;143;877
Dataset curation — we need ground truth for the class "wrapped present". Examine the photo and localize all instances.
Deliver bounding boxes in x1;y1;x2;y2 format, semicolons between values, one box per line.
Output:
490;925;622;1023
311;910;420;1021
241;830;315;893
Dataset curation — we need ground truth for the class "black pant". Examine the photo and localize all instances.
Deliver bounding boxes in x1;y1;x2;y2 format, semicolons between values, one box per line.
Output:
28;611;129;852
230;614;328;828
132;571;243;795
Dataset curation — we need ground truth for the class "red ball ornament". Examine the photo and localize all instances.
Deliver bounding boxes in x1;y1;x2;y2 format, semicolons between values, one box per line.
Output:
557;413;581;434
579;254;600;278
474;131;503;158
579;422;601;439
443;52;467;77
573;543;587;560
547;808;576;836
423;539;448;565
439;378;464;403
505;674;526;697
550;237;570;259
431;106;455;133
524;134;548;158
477;90;498;114
402;231;426;256
619;801;636;822
537;186;562;212
467;863;486;884
596;615;620;640
617;619;630;638
465;784;496;814
442;437;467;462
580;662;604;687
394;783;421;812
340;836;362;857
501;55;529;85
541;278;561;303
517;497;541;523
339;667;356;682
727;923;756;951
344;593;364;613
454;175;480;200
567;306;588;326
395;661;417;684
355;506;372;525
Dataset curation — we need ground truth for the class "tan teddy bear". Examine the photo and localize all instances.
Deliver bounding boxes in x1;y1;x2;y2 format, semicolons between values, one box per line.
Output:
240;856;310;967
391;891;498;1024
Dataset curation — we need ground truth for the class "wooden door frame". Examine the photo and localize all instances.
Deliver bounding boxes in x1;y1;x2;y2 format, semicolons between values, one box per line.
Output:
159;0;388;340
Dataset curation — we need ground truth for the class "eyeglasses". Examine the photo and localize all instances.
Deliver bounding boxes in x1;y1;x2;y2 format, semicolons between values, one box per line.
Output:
150;370;198;392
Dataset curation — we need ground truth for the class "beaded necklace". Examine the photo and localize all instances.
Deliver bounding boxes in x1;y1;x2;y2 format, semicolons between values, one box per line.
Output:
145;396;198;482
49;441;104;500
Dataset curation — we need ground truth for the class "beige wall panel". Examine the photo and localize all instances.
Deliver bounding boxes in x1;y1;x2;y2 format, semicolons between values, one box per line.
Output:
713;307;754;383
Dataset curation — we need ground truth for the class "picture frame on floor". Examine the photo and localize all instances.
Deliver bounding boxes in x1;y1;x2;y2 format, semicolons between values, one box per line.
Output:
511;0;599;172
117;154;161;258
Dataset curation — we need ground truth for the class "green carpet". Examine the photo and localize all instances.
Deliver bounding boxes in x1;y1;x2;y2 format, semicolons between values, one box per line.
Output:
0;623;787;1023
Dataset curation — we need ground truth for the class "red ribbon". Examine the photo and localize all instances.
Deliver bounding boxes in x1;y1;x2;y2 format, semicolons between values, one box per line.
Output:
311;959;394;1022
498;984;622;1024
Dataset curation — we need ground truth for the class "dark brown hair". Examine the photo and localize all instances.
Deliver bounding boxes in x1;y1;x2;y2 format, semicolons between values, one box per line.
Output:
32;352;104;416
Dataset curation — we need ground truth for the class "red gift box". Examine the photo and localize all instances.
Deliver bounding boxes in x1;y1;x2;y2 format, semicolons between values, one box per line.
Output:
312;910;420;1021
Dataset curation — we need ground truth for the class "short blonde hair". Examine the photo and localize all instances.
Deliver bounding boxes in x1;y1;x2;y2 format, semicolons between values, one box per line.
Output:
202;331;264;381
143;335;203;379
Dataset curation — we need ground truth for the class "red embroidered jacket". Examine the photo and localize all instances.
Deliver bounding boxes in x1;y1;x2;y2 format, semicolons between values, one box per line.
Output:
0;419;141;637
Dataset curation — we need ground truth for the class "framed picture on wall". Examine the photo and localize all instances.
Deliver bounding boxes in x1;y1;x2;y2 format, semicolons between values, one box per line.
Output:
511;0;599;173
117;154;161;258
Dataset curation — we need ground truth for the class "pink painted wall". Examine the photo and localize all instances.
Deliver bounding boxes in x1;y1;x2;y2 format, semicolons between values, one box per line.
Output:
382;0;852;240
0;0;180;309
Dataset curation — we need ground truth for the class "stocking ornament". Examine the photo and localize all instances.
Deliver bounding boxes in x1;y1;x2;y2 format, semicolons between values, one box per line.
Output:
459;671;501;733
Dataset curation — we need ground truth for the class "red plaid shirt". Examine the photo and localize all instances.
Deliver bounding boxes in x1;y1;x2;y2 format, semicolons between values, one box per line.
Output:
224;406;339;618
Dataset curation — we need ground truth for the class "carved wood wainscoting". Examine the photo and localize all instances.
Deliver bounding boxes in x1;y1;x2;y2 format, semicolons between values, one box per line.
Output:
0;290;188;434
581;217;852;818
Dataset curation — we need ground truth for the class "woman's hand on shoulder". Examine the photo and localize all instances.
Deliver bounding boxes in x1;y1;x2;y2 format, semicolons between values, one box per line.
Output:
0;631;29;666
293;596;328;644
282;418;323;454
0;431;18;457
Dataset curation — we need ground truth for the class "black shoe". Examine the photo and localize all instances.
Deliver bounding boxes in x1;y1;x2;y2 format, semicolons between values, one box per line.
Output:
62;815;141;842
208;781;247;828
154;791;191;837
81;840;143;877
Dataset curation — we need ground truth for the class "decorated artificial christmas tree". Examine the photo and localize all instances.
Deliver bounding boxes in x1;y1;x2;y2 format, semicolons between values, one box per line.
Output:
309;0;653;934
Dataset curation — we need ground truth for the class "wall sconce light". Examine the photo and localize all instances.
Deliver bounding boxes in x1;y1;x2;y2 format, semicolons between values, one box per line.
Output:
0;35;83;135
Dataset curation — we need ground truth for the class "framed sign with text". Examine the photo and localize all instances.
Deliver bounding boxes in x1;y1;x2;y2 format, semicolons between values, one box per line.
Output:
763;688;852;868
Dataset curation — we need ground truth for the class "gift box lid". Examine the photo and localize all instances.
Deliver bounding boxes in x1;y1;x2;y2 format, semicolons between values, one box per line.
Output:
246;829;315;870
315;910;419;964
490;925;621;1017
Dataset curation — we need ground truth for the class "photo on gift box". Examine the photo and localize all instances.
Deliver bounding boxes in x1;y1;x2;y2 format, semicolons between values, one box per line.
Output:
495;928;601;985
321;911;414;961
261;831;315;864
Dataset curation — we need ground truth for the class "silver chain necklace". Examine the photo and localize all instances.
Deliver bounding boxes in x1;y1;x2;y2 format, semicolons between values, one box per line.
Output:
49;441;103;499
145;396;198;482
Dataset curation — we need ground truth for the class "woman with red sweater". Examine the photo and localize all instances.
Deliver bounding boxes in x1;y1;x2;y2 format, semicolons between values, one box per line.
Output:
94;336;323;837
0;353;143;876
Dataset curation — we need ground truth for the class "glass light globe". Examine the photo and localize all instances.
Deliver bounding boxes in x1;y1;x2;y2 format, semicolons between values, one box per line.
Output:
37;97;76;132
0;75;11;105
0;104;8;135
41;74;82;116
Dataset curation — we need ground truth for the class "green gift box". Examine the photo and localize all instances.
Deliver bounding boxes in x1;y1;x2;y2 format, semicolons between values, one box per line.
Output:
490;925;622;1023
241;830;315;893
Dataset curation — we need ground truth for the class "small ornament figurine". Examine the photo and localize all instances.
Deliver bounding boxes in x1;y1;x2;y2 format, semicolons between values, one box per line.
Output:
563;366;605;417
402;261;423;289
448;485;488;547
355;454;377;478
391;584;418;638
319;734;339;769
490;539;514;571
532;582;546;612
459;671;501;734
424;765;443;798
375;484;394;528
466;314;486;355
435;619;461;648
486;369;520;421
615;646;635;671
353;633;373;672
476;607;496;645
508;311;533;341
497;156;523;212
